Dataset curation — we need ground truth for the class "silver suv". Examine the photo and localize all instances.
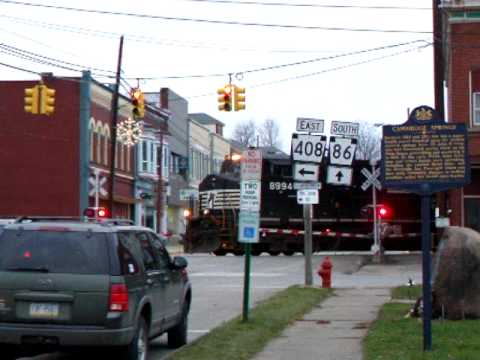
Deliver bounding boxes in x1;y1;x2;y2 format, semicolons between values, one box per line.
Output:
0;217;192;360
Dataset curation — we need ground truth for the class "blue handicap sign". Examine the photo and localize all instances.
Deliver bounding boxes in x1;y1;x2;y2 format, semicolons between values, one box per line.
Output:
243;227;255;238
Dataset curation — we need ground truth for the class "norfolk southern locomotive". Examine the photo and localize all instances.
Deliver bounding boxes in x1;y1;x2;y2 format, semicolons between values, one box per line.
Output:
184;147;422;255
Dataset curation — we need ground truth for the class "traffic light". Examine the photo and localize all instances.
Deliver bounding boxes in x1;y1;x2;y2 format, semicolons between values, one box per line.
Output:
234;85;245;111
39;85;55;115
24;85;40;114
84;207;110;219
131;88;145;118
217;85;233;111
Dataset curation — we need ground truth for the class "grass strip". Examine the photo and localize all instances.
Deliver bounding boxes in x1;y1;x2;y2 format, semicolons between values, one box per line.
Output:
390;284;422;300
364;294;480;359
168;285;331;360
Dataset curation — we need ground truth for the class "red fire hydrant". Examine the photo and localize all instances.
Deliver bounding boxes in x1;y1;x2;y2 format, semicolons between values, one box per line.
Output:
317;256;333;288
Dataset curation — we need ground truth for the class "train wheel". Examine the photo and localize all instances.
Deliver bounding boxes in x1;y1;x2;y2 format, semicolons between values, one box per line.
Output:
268;251;280;256
213;249;227;256
283;250;294;256
251;249;261;256
233;250;244;256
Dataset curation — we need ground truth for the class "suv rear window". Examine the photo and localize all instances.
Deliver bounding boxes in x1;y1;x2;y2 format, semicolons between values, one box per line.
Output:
0;229;109;274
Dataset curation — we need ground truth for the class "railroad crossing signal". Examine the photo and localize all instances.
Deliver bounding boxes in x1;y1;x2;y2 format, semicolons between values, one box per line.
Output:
361;167;382;191
217;84;233;111
234;85;245;111
24;84;55;115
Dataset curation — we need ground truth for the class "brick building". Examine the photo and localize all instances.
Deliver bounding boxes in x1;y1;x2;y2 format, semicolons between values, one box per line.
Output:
441;0;480;230
0;71;168;223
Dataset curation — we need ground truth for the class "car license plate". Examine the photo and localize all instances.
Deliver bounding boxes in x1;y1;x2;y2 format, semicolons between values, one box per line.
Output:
29;303;59;318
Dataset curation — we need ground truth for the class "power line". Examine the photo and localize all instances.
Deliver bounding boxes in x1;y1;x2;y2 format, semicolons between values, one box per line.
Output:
0;0;431;33
0;43;116;75
123;39;430;80
0;61;39;75
182;0;431;10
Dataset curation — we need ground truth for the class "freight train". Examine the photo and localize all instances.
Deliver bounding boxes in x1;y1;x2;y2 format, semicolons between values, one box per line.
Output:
184;147;424;255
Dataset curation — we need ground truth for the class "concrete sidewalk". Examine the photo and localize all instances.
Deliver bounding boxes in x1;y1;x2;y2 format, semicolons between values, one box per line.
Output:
252;260;421;360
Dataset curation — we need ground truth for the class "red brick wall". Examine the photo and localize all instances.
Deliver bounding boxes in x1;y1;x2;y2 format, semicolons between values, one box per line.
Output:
447;22;480;225
0;79;81;216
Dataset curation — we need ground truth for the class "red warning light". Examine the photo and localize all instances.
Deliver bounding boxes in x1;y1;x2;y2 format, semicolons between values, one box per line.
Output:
84;207;109;219
23;251;32;258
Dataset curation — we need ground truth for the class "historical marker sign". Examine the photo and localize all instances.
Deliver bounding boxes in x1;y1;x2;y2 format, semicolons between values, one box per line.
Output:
381;106;470;193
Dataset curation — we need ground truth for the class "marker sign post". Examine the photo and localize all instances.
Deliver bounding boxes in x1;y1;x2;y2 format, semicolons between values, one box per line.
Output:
381;105;470;352
239;149;262;322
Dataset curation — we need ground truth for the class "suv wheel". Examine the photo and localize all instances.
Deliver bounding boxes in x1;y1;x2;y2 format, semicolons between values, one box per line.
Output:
121;317;148;360
0;345;18;360
168;303;188;348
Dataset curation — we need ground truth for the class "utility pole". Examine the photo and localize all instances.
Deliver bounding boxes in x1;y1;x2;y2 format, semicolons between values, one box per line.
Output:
108;36;124;216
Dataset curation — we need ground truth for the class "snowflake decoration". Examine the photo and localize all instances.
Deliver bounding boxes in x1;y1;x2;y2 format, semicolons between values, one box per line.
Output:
117;118;143;146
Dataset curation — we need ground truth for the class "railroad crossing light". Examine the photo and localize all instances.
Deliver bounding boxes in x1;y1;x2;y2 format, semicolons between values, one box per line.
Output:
131;88;145;118
234;85;245;111
183;209;192;218
39;85;55;115
217;85;232;111
84;207;110;219
24;85;40;114
377;204;391;219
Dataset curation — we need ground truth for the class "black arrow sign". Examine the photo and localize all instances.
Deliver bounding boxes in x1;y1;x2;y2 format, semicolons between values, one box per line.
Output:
336;171;344;182
299;168;315;176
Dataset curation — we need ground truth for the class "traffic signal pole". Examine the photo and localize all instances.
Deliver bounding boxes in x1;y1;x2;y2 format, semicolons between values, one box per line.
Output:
108;35;124;217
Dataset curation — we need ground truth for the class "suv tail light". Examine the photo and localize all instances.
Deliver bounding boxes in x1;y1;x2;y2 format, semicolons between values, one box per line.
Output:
109;284;129;312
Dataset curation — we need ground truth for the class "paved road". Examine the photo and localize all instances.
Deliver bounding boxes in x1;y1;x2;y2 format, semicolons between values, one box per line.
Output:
20;253;421;360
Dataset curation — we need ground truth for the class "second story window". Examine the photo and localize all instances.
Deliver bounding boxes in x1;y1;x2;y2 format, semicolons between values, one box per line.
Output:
138;137;159;176
473;92;480;127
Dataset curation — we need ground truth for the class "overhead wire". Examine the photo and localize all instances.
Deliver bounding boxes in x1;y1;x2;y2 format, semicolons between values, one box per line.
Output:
0;0;431;33
181;0;431;10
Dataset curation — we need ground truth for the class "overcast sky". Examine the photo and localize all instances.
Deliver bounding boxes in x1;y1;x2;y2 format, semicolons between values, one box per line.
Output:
0;0;434;151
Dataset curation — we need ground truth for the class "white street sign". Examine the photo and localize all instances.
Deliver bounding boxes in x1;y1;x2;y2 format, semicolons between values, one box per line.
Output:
240;180;261;212
297;189;319;204
293;163;319;182
291;134;327;163
361;167;382;191
241;149;263;180
238;211;260;243
180;189;199;201
326;165;353;186
296;118;325;133
293;182;322;190
330;121;360;137
329;136;357;166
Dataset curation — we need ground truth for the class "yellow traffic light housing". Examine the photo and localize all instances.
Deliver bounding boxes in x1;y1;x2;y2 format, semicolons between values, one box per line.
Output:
39;85;55;115
217;85;233;111
131;88;145;118
234;85;245;111
24;85;40;114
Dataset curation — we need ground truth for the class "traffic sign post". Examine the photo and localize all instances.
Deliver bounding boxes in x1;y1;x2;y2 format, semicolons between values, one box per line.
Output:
239;149;262;322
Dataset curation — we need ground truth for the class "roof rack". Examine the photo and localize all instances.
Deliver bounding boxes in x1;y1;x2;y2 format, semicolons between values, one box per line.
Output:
94;218;135;226
14;216;85;223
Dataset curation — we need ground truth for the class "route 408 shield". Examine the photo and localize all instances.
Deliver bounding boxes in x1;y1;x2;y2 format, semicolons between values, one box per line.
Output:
291;133;327;163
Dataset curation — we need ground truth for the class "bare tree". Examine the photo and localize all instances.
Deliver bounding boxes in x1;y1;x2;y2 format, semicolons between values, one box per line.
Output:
258;118;281;148
355;123;382;161
232;119;257;147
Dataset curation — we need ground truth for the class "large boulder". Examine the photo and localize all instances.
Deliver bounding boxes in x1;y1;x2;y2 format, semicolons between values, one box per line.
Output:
432;226;480;320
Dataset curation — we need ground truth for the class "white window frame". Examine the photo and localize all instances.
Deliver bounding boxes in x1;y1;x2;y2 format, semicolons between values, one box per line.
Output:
473;92;480;126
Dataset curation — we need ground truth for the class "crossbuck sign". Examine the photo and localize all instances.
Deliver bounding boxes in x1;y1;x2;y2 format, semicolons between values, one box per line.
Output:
361;167;382;191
